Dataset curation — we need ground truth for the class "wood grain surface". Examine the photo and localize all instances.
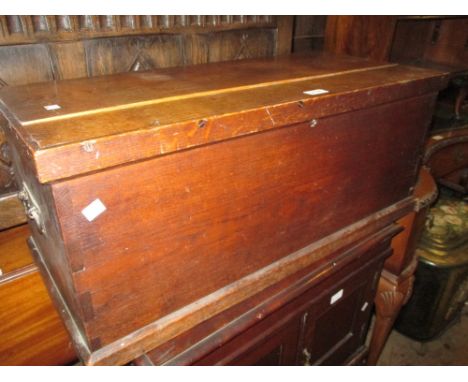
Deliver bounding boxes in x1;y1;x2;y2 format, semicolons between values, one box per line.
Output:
0;225;76;365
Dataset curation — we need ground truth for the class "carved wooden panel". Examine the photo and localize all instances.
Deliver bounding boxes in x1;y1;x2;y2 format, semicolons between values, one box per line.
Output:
83;35;186;76
0;15;277;46
0;16;291;86
190;29;276;64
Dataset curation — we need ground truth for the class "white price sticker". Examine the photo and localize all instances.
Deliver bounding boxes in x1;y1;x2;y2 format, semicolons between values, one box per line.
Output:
81;199;107;222
44;104;61;111
303;89;329;96
330;289;344;305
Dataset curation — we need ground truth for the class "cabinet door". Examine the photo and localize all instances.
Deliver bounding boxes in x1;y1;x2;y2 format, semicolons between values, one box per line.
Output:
195;311;302;366
297;260;382;366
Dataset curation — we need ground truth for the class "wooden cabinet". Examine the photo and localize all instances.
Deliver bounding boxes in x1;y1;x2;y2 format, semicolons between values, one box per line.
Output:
0;53;447;365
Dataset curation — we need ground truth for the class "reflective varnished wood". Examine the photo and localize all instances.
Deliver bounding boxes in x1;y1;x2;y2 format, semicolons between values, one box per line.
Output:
0;225;76;365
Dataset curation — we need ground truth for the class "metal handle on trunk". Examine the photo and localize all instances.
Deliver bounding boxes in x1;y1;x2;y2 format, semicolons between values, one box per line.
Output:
18;182;45;234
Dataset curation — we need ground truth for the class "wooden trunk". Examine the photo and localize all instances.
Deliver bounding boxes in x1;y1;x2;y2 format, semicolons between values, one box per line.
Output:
0;53;448;365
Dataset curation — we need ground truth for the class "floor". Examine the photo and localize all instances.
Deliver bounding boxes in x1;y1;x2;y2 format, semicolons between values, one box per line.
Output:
377;304;468;366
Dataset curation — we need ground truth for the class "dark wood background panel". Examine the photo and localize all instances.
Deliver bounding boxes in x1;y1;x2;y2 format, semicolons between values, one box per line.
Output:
324;16;397;62
84;35;186;76
390;17;468;67
0;44;55;86
292;16;327;53
193;29;276;64
390;19;433;64
48;41;88;81
422;18;468;67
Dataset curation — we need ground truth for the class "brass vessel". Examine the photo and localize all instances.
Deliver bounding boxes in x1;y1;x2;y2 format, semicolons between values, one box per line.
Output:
396;191;468;340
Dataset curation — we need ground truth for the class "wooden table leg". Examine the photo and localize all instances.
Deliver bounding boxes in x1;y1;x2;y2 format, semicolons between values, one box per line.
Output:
367;258;417;365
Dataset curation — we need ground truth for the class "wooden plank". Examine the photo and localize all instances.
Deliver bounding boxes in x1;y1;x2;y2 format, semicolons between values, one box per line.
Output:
275;16;294;55
1;54;393;125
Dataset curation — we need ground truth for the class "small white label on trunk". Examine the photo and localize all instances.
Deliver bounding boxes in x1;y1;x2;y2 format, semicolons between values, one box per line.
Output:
432;135;444;140
81;199;106;222
361;302;369;311
330;289;344;305
44;104;61;111
303;89;329;96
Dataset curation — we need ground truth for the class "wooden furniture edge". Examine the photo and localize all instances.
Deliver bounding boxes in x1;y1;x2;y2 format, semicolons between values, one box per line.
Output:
344;345;368;366
27;237;91;360
423;135;468;164
0;263;37;284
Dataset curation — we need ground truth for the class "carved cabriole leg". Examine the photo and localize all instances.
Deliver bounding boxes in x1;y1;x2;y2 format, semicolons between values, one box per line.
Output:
366;167;437;365
367;257;417;365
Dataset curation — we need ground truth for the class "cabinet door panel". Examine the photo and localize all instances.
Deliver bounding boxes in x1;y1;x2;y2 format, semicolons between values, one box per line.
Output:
308;287;364;365
299;256;384;366
195;312;302;366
